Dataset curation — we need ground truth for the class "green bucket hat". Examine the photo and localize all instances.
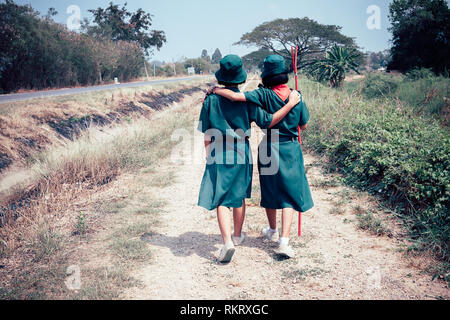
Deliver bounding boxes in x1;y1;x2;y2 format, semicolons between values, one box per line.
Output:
261;55;288;79
215;54;247;84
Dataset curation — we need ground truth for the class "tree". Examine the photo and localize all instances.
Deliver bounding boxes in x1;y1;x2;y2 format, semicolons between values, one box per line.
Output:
201;49;211;62
388;0;450;73
236;18;359;71
211;48;222;64
45;7;58;19
184;58;210;74
367;50;391;70
85;2;166;56
0;0;145;93
311;44;360;88
242;49;274;71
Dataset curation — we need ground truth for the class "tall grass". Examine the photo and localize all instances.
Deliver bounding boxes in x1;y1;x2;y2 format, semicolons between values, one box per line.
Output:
397;77;449;117
0;106;194;256
296;76;449;262
345;72;449;122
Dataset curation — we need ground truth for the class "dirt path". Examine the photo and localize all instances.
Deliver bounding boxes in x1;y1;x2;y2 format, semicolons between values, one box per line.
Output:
120;79;448;300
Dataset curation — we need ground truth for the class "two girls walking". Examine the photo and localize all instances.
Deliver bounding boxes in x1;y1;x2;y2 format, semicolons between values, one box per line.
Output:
198;54;313;263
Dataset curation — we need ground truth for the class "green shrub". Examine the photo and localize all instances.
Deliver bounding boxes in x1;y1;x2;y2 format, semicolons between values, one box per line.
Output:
396;76;449;117
297;76;450;262
347;72;449;120
405;68;435;81
360;73;401;99
357;211;391;236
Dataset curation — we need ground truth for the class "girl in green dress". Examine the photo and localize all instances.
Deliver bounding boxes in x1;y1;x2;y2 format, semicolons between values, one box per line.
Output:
198;55;300;263
213;55;314;259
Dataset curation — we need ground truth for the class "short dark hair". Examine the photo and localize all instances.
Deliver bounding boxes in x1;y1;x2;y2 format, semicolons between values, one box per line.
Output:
262;73;289;88
218;80;246;87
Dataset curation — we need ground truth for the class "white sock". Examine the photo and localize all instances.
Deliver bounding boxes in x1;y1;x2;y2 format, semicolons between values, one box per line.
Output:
225;240;234;247
269;227;277;233
280;237;290;246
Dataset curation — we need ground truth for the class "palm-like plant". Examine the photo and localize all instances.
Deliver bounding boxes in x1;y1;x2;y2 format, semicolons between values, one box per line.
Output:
312;44;361;88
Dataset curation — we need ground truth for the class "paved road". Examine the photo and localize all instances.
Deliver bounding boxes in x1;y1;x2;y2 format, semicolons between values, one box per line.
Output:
0;76;205;104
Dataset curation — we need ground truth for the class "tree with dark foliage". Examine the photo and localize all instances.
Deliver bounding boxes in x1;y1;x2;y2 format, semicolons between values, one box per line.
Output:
85;2;166;56
241;49;274;71
0;1;151;93
388;0;450;74
201;49;211;62
236;18;361;71
211;48;222;64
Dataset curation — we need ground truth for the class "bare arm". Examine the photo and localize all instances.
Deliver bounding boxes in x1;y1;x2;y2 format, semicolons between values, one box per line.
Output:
213;87;247;101
268;90;301;128
300;124;308;131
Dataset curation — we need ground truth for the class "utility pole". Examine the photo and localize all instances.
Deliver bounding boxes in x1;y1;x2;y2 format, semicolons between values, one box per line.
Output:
172;59;176;76
143;60;150;81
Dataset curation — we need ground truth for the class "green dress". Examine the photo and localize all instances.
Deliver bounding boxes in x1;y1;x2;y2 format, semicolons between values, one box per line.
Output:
198;88;274;210
244;87;314;213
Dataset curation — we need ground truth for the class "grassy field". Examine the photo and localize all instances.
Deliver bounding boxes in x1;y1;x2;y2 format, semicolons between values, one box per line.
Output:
296;73;449;271
0;85;203;298
1;73;449;298
344;72;449;122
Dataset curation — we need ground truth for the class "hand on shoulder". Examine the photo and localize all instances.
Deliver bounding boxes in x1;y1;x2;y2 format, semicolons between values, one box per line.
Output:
288;90;301;106
203;86;217;102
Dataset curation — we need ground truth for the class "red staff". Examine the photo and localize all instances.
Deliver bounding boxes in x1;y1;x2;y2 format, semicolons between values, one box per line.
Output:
292;46;301;144
292;45;302;237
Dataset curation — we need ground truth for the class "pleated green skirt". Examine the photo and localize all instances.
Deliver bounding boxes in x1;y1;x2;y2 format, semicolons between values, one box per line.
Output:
198;139;252;210
257;138;314;212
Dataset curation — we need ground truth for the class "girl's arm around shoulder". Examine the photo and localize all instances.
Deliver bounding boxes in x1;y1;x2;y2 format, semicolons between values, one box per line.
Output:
213;87;246;102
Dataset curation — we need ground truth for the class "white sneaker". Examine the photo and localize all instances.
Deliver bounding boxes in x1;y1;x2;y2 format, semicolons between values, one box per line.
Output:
232;232;246;246
261;227;280;242
275;243;296;259
218;241;235;263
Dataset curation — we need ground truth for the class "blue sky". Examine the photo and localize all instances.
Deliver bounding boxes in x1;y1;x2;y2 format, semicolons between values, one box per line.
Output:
15;0;393;62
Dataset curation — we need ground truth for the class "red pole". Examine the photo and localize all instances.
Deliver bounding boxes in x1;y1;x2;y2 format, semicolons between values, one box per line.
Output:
292;46;301;145
295;45;299;93
292;46;302;237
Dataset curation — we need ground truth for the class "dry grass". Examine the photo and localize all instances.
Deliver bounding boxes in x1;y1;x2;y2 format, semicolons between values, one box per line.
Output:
356;210;392;237
0;82;205;299
0;78;209;176
1;106;193;253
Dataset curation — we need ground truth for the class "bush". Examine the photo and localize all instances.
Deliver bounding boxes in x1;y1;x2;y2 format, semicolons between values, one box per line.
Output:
349;72;449;120
396;76;449;117
360;73;401;99
405;68;435;81
298;77;450;261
